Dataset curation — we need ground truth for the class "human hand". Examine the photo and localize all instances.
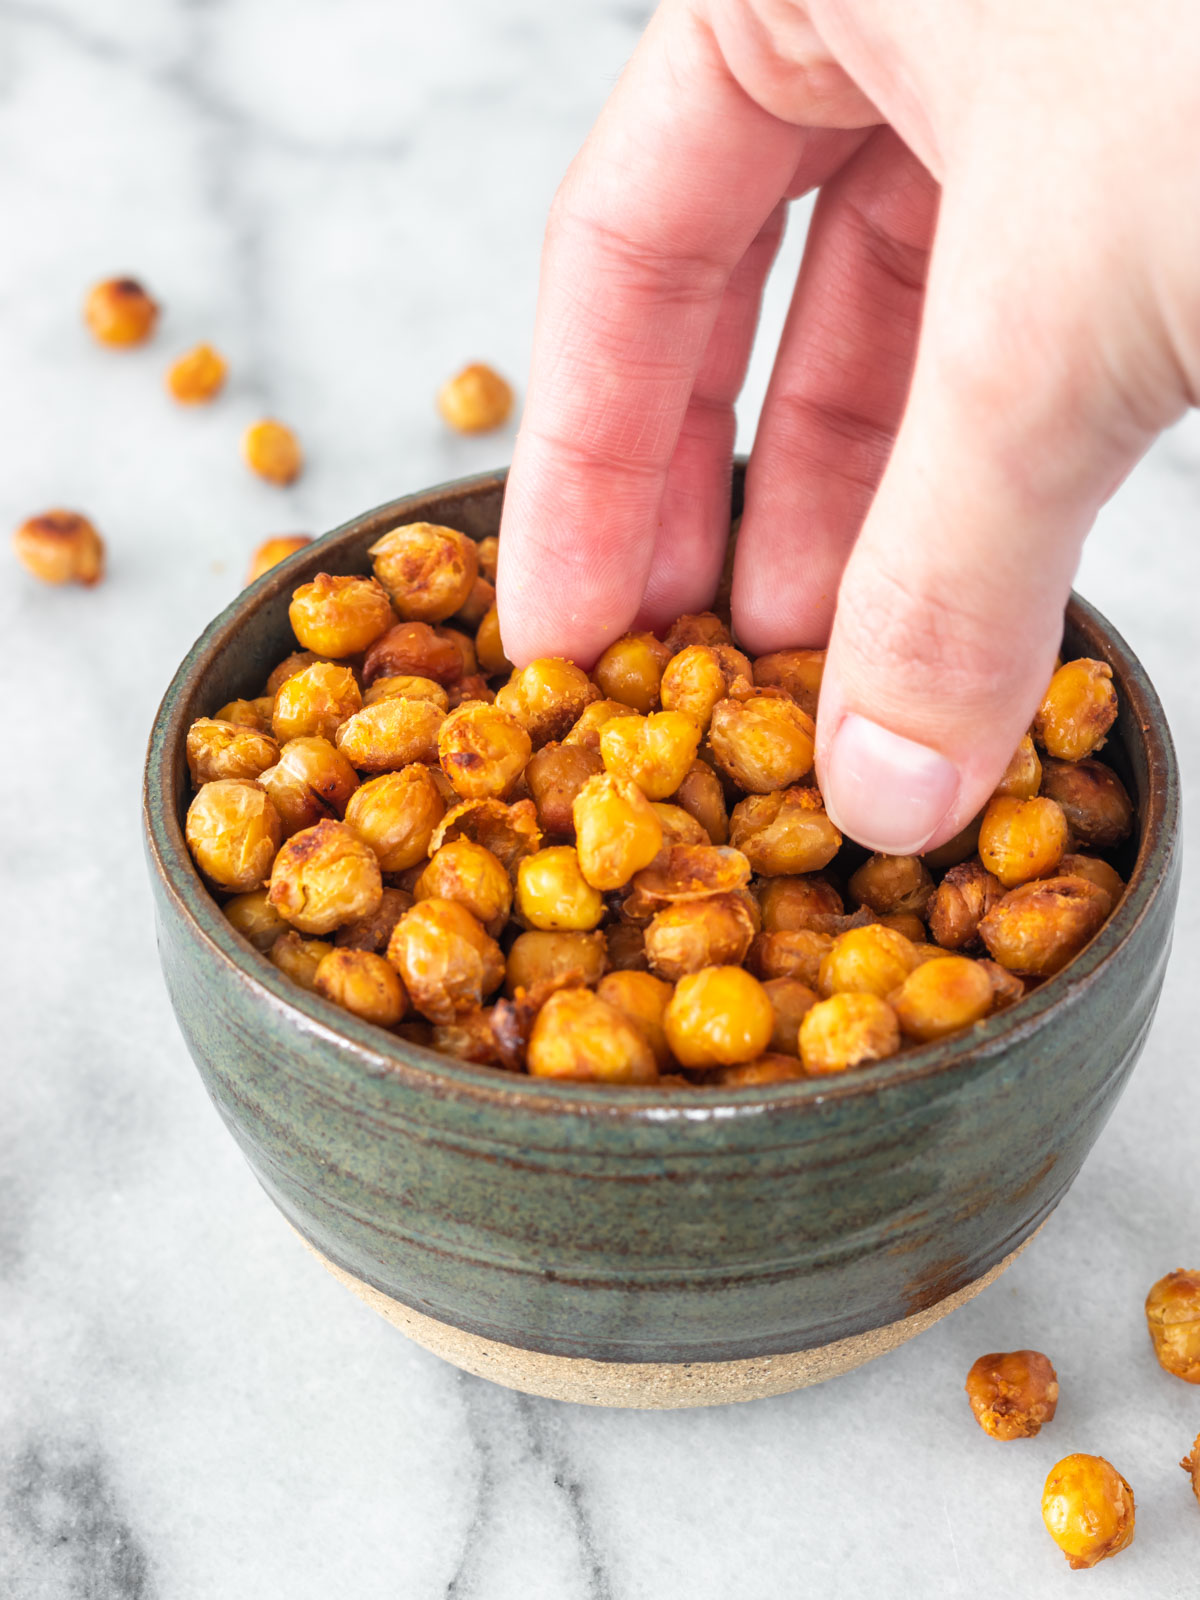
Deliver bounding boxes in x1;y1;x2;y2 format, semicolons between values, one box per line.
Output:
496;0;1199;852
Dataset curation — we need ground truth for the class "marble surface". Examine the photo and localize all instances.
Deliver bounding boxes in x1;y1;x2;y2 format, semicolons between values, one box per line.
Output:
1;2;1198;1596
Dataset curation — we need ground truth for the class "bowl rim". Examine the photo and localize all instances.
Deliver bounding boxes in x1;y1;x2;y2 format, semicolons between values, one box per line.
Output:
143;466;1181;1123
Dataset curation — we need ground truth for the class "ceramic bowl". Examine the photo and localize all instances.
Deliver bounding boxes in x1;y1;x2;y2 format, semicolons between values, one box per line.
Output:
143;466;1180;1408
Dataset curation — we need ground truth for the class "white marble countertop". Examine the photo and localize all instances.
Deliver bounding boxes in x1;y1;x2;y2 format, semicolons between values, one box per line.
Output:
2;2;1198;1596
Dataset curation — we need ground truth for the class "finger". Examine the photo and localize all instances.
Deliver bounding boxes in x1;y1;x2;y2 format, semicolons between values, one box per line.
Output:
496;1;875;667
732;127;939;652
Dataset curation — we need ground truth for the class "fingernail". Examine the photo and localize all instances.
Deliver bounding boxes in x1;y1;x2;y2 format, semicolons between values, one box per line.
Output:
823;713;959;855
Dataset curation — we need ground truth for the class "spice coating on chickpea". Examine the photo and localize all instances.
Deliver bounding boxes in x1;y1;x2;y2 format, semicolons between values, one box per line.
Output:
387;899;505;1023
979;875;1109;976
13;510;105;586
272;662;361;745
245;536;313;586
166;342;227;403
186;780;282;892
527;988;659;1083
186;718;279;786
1041;1455;1135;1569
729;788;841;876
799;992;900;1075
417;839;513;935
1034;658;1118;761
965;1350;1059;1440
335;697;445;772
437;363;514;433
572;772;664;890
663;967;774;1068
243;419;303;485
978;796;1068;888
496;658;600;747
289;573;394;657
438;702;531;799
314;948;407;1027
593;632;672;713
517;847;605;932
662;612;730;655
600;712;701;801
751;648;825;717
84;276;159;346
369;523;478;623
268;818;382;936
1144;1270;1200;1383
708;695;816;793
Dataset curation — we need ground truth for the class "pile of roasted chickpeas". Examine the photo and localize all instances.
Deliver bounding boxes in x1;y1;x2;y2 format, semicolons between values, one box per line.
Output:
181;518;1136;1090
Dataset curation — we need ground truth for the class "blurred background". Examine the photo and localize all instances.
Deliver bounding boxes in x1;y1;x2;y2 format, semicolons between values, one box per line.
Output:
1;3;1197;1597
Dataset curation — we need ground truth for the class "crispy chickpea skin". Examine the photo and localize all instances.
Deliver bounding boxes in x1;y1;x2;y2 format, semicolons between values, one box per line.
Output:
1034;658;1118;761
763;977;818;1055
496;658;600;746
516;847;605;932
288;573;394;657
572;772;664;890
748;930;833;988
387;899;505;1023
651;803;711;846
186;718;279;786
369;523;478;622
245;536;313;586
927;859;1005;951
363;674;450;711
1144;1270;1200;1383
186;780;282;892
595;971;674;1068
431;796;541;870
1059;853;1125;915
505;929;607;995
848;854;934;916
673;759;729;845
215;697;274;731
84;276;159;345
799;992;900;1075
166;342;227;403
417;839;513;935
257;735;360;835
269;931;333;990
599;712;702;801
994;734;1043;799
525;742;605;835
437;363;514;433
335;697;444;771
363;621;465;687
729;788;841;876
475;604;512;676
13;509;105;586
757;876;843;932
333;887;413;952
965;1350;1059;1440
265;650;326;697
663;967;775;1068
660;645;736;730
979;875;1110;976
437;702;531;799
527;988;659;1083
819;924;920;999
891;956;993;1042
593;632;672;713
751;648;825;718
314;948;407;1027
242;419;303;485
344;767;445;872
644;893;757;981
662;612;730;655
708;695;816;793
272;662;361;744
1039;757;1134;849
1042;1455;1135;1569
268;818;382;935
224;888;289;952
978;796;1068;888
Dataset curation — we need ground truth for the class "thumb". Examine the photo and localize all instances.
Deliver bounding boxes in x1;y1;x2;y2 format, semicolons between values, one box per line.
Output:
813;194;1164;854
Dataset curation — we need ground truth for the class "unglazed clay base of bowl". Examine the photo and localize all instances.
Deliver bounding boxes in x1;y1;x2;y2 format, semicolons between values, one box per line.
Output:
302;1226;1042;1409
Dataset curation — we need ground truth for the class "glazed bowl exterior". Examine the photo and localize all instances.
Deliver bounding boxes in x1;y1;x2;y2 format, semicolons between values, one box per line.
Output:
144;467;1180;1402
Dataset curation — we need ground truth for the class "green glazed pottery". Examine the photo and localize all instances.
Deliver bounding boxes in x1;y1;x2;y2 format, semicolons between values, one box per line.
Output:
143;466;1180;1408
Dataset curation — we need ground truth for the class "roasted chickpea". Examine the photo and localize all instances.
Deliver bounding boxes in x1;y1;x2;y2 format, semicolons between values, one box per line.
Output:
599;711;701;801
1039;757;1134;850
965;1350;1059;1440
505;929;607;995
363;620;465;687
495;658;600;746
166;342;227;403
437;363;514;433
344;766;445;872
604;922;648;973
921;813;983;873
186;780;282;892
475;604;512;676
572;772;664;890
751;648;825;718
730;788;842;877
269;931;333;990
13;509;105;587
272;662;361;744
288;573;394;658
595;971;674;1068
663;967;774;1068
84;276;158;345
762;977;818;1055
756;876;843;932
1042;1455;1135;1569
748;929;833;988
516;846;604;932
314;948;407;1027
848;854;934;917
437;702;531;799
1145;1269;1200;1383
979;875;1110;976
387;899;505;1023
644;893;757;981
927;859;1006;950
256;735;359;836
650;803;711;847
978;959;1027;1009
368;522;478;622
452;574;497;632
446;673;494;709
431;796;542;870
993;734;1043;799
662;612;730;655
890;955;992;1042
563;699;638;751
672;759;729;845
819;924;921;999
264;650;325;697
593;632;672;713
243;419;303;485
709;695;816;793
1034;658;1118;761
224;887;289;952
658;645;742;730
475;535;499;582
527;988;659;1083
525;742;604;835
335;697;444;772
245;536;313;586
416;839;512;935
362;674;450;712
333;887;414;953
711;1054;809;1086
978;796;1068;888
186;718;279;786
215;697;274;732
799;992;900;1075
1058;853;1125;915
624;844;752;920
433;1007;505;1066
267;818;381;935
